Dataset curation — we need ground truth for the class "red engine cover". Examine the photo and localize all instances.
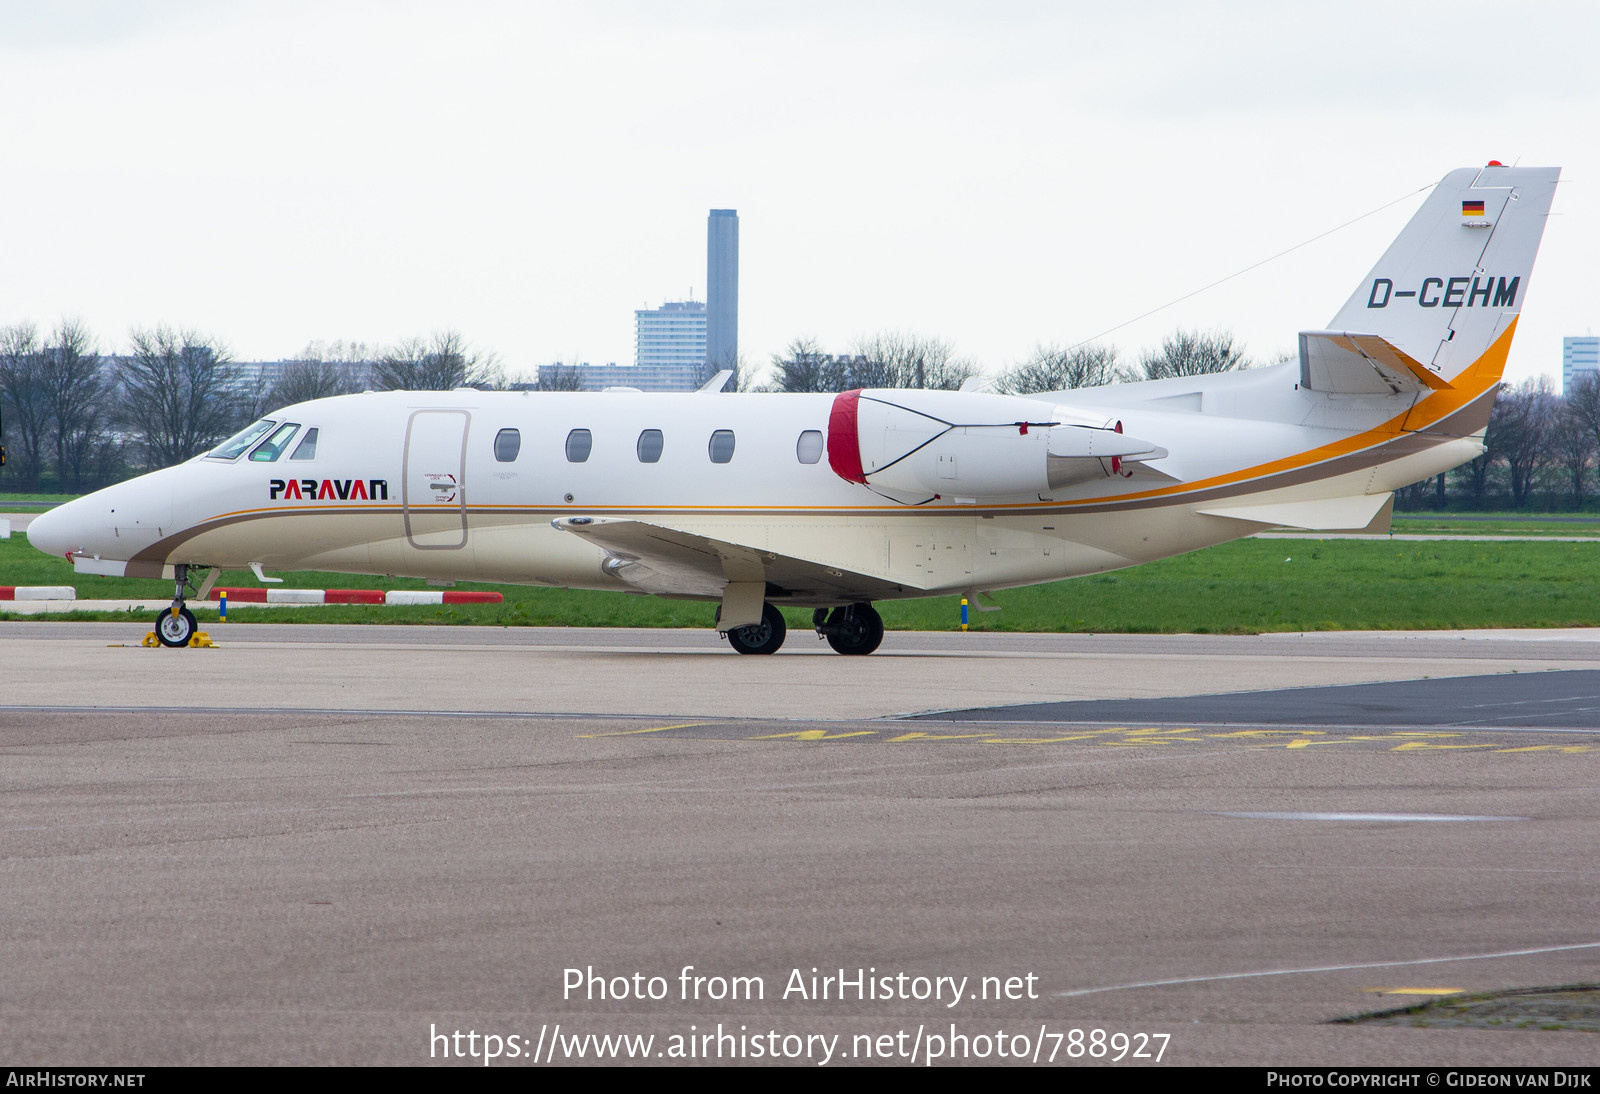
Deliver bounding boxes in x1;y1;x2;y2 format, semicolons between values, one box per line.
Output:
826;390;866;484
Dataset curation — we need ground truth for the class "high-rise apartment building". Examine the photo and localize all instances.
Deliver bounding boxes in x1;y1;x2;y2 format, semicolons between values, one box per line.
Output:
1564;336;1599;393
635;299;707;377
706;209;739;373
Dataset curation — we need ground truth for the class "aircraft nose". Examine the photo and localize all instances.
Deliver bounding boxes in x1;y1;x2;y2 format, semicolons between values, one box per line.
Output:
24;497;89;560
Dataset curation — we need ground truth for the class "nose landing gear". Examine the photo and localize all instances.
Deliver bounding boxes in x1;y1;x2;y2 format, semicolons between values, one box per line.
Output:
153;564;218;648
157;605;198;648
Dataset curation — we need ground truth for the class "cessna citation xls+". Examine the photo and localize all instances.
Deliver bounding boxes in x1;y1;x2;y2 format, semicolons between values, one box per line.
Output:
29;164;1559;654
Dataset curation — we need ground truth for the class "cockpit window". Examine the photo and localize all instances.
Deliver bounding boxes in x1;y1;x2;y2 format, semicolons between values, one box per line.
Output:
289;427;319;460
249;422;301;462
208;419;277;460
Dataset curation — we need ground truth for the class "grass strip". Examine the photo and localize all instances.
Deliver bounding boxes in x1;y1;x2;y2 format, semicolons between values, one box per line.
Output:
4;532;1599;634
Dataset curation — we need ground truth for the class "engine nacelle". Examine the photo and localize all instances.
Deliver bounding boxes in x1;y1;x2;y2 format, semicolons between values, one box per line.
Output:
826;389;1164;499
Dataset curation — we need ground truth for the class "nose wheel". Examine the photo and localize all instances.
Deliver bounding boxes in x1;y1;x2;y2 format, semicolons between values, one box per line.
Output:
156;606;199;648
152;563;214;648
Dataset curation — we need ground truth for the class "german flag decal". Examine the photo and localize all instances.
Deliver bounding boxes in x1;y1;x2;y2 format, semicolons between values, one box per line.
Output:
1462;199;1486;216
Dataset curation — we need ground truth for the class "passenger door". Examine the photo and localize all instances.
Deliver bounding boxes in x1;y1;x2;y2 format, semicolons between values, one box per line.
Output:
403;409;470;550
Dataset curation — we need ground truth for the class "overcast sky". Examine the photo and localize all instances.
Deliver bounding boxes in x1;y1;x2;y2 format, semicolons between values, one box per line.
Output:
2;0;1595;387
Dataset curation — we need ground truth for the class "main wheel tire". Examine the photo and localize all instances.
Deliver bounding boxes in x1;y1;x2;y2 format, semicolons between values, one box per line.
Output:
156;606;198;648
727;602;787;655
825;603;884;656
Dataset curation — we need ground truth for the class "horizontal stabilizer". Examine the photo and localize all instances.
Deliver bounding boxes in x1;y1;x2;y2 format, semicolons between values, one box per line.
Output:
1298;331;1451;395
1196;492;1393;532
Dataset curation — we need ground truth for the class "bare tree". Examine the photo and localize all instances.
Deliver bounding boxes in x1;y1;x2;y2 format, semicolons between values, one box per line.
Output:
60;420;123;493
535;363;585;391
770;337;845;393
0;322;50;490
1393;476;1432;510
1138;329;1249;380
118;326;242;469
270;359;356;407
371;330;499;391
1461;446;1494;508
1565;371;1600;467
268;341;372;407
237;365;275;424
41;319;112;492
1550;388;1595;508
1488;377;1559;508
850;332;979;390
696;350;763;392
996;343;1120;394
703;337;749;391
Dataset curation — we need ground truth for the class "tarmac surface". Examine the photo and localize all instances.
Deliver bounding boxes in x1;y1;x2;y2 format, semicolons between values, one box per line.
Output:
2;621;1598;1067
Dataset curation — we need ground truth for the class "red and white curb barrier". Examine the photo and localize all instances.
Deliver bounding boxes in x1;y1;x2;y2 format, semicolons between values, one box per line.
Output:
0;586;76;600
381;590;503;605
206;587;503;605
1;585;502;606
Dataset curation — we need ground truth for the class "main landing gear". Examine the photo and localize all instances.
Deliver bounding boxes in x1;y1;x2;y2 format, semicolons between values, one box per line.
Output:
723;601;788;655
720;601;886;656
154;563;213;648
813;603;884;656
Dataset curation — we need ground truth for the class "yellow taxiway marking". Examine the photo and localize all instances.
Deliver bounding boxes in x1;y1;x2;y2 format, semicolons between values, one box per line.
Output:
576;723;710;738
750;730;878;741
576;723;1600;753
1363;987;1465;996
1392;741;1499;751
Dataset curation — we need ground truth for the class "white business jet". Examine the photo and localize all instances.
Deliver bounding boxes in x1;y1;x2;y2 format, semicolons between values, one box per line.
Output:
29;164;1558;653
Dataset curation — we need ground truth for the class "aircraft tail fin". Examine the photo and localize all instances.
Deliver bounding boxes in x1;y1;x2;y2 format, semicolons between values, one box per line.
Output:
1324;164;1559;387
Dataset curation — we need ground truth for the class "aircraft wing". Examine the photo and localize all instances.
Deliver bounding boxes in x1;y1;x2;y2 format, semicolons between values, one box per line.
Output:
1298;330;1452;395
551;516;925;603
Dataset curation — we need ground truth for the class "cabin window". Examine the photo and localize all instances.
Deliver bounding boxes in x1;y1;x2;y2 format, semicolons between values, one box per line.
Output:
209;419;276;460
796;429;824;464
637;429;664;463
249;422;301;462
565;428;592;463
708;429;735;464
494;428;521;462
289;428;319;460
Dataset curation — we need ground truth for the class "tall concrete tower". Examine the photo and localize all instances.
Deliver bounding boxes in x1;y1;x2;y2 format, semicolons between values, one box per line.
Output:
706;209;739;375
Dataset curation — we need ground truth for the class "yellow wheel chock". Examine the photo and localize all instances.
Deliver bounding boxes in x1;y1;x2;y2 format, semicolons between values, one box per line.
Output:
141;631;217;648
